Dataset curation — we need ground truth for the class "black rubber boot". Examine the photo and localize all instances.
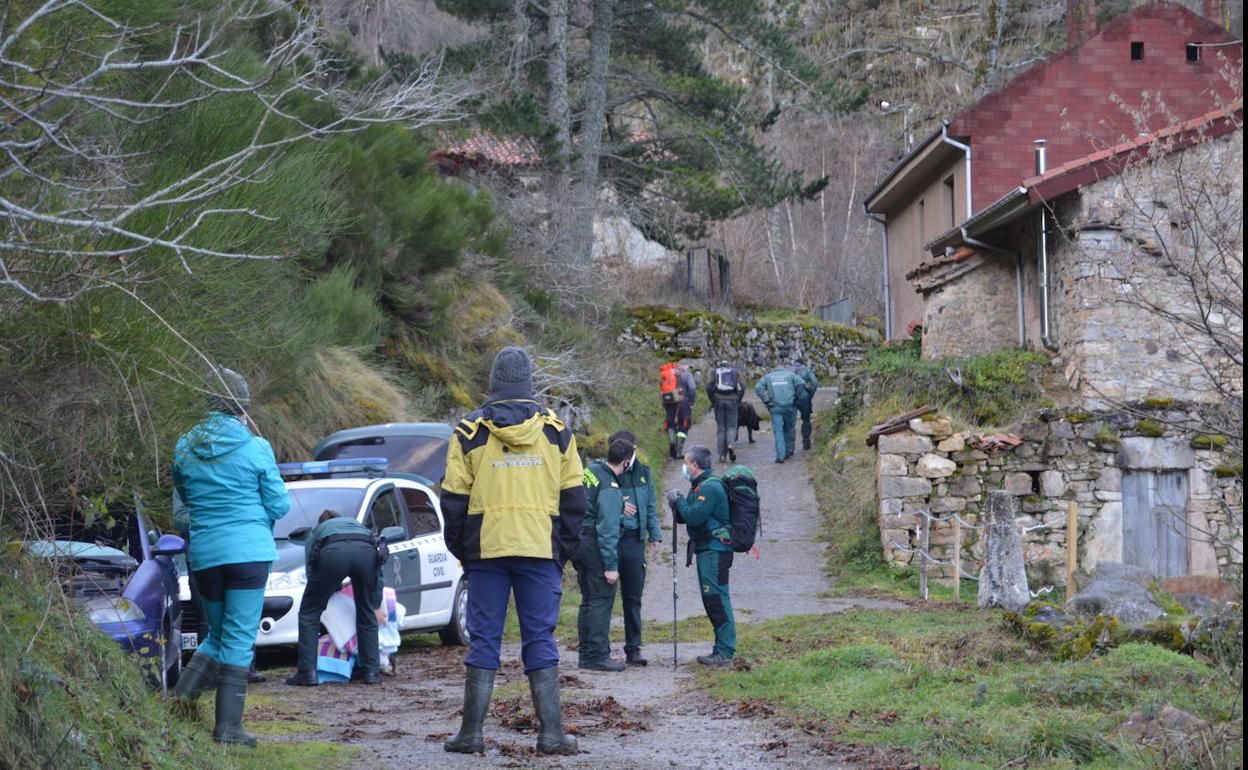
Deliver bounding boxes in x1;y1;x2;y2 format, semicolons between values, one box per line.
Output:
284;670;318;686
173;651;219;702
213;664;257;747
528;667;578;755
445;666;495;754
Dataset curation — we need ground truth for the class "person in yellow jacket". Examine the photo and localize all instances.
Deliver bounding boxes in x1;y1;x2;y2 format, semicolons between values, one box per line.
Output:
441;346;585;756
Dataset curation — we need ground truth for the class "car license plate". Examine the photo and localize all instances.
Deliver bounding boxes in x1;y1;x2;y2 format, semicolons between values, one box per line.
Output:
181;632;198;651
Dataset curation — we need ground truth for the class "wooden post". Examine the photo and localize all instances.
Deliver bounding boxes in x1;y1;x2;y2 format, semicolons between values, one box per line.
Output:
952;517;962;602
1066;500;1078;598
918;514;929;601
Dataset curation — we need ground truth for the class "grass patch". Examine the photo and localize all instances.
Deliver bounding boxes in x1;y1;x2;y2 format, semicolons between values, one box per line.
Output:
225;741;360;769
703;610;1239;769
863;342;1049;427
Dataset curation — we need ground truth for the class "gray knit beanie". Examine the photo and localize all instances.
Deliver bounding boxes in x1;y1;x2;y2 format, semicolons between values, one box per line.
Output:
489;346;533;395
208;367;251;415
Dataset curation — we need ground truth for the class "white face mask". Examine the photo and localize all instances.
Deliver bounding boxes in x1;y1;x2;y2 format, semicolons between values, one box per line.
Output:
681;463;692;481
627;450;636;471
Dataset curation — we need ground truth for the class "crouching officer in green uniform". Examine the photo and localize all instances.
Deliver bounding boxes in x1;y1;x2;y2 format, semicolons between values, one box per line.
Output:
666;445;735;665
575;439;633;671
608;431;662;666
285;510;385;686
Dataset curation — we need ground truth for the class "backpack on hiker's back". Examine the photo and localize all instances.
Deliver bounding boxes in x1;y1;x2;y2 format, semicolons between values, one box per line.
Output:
720;465;761;553
659;362;682;404
713;365;739;395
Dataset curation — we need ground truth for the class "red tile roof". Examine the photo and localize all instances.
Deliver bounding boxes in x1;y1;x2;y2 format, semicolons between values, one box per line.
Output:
1022;100;1243;204
437;132;542;166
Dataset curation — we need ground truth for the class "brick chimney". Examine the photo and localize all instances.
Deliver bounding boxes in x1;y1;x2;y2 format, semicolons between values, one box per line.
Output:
1066;0;1099;46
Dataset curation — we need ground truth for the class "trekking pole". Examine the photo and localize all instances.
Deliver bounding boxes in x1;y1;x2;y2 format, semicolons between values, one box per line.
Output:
671;514;678;669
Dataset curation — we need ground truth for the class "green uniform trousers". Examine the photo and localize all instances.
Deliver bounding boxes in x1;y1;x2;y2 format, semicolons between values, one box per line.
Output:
617;529;646;655
574;532;617;665
796;400;813;446
297;540;380;676
695;549;736;659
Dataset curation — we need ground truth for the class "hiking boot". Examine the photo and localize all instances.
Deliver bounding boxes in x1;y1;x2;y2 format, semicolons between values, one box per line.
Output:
362;671;381;685
802;438;811;451
696;653;732;666
774;458;785;464
284;670;318;687
727;447;736;462
247;663;266;684
445;665;495;754
528;666;578;755
578;659;626;672
213;664;257;747
625;650;648;667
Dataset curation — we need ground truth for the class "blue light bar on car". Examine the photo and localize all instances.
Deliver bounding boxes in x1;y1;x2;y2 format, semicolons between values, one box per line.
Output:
277;457;389;479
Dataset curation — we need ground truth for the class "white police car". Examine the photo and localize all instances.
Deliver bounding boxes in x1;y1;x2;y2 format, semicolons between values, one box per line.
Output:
179;457;468;652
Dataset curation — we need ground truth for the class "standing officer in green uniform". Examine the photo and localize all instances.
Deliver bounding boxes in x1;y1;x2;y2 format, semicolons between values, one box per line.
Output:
666;446;735;666
575;439;634;671
608;430;662;666
791;358;819;452
285;510;385;687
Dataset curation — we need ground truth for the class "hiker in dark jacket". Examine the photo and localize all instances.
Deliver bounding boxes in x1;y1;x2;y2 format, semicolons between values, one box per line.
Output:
705;358;745;463
574;439;635;672
666;446;735;665
609;430;662;666
285;510;385;687
791;358;819;451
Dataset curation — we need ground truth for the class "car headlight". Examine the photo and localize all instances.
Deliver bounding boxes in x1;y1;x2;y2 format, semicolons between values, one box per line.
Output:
266;567;306;591
85;596;145;624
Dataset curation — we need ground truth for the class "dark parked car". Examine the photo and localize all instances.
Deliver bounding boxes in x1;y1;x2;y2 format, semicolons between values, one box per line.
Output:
26;506;185;691
313;422;452;487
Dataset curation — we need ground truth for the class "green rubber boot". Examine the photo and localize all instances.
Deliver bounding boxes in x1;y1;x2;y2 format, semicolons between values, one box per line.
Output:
528;667;578;755
173;651;219;702
444;666;495;754
213;664;257;747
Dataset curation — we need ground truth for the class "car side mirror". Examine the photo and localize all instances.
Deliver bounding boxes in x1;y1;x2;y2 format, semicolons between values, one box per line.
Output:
287;527;312;542
380;526;406;544
151;534;186;557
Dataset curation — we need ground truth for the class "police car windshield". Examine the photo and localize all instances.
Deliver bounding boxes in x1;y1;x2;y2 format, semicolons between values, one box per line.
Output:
275;487;366;539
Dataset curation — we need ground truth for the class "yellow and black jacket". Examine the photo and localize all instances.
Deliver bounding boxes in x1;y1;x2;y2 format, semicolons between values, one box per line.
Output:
441;397;586;564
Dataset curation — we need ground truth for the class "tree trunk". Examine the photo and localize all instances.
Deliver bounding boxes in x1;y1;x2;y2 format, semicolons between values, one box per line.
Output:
546;0;572;261
568;0;617;266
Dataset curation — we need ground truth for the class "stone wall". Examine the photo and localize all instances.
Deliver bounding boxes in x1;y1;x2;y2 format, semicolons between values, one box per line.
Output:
876;405;1242;587
921;257;1020;359
620;306;872;381
1050;139;1243;407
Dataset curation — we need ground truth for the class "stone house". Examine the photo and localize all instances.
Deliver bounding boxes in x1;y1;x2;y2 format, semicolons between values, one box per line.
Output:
862;1;1241;342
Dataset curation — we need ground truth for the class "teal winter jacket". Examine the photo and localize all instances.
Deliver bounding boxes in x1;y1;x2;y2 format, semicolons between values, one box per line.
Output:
582;460;625;571
172;411;291;571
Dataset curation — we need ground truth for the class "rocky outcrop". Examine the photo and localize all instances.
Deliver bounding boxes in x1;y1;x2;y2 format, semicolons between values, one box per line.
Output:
1066;562;1165;624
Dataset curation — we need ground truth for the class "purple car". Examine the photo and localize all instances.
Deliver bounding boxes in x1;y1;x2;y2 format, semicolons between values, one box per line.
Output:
26;507;186;691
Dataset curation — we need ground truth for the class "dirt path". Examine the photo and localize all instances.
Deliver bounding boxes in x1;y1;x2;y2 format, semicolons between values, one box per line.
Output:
252;389;906;769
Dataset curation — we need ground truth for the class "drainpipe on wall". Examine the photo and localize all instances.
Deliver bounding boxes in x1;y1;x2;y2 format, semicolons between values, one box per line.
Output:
1035;140;1060;351
866;210;892;340
940;123;973;219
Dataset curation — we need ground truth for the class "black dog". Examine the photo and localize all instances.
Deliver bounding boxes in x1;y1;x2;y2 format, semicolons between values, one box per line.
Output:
735;400;760;444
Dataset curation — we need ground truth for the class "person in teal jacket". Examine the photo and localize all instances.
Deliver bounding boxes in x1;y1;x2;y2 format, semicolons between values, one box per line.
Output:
170;368;289;748
608;430;662;666
755;366;802;463
666;446;735;665
574;439;632;671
